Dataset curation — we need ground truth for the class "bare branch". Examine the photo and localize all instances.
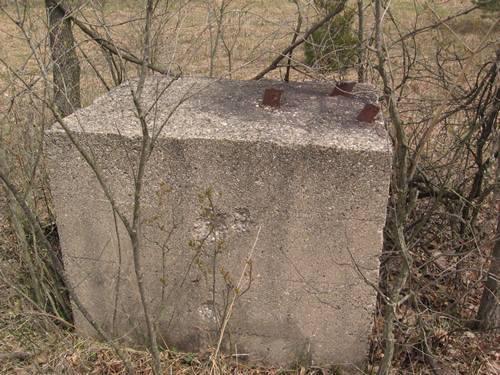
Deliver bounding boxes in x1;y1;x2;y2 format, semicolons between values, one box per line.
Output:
53;1;174;76
252;0;348;80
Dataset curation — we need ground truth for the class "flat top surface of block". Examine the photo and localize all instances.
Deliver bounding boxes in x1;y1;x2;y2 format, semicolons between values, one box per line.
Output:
58;77;388;152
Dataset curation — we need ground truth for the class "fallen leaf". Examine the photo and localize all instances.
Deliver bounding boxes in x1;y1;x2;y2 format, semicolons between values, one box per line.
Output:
37;354;48;365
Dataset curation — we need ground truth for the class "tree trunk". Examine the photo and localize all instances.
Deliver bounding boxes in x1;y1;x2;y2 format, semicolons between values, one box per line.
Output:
46;0;81;117
476;216;500;332
475;47;500;334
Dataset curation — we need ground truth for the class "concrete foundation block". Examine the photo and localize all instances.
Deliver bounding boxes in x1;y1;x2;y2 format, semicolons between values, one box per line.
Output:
46;77;391;372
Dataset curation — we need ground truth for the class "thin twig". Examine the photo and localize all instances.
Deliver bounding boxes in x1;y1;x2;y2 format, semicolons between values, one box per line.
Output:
53;1;173;76
210;225;261;374
252;0;348;80
409;18;500;181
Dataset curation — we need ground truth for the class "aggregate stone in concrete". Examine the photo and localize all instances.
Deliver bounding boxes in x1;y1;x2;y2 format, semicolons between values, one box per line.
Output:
46;77;391;373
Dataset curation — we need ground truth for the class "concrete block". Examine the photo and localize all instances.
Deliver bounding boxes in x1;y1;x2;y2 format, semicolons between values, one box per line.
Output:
46;77;391;372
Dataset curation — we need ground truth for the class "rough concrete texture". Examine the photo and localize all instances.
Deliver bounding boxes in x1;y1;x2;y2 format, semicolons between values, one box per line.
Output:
46;77;391;372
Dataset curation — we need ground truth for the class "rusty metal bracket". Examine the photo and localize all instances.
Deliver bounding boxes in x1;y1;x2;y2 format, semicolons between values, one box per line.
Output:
262;88;284;108
357;103;380;123
331;82;356;97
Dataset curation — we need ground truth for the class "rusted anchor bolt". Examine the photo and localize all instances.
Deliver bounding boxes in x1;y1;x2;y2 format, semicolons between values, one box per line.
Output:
262;88;284;108
357;103;380;123
331;82;356;97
